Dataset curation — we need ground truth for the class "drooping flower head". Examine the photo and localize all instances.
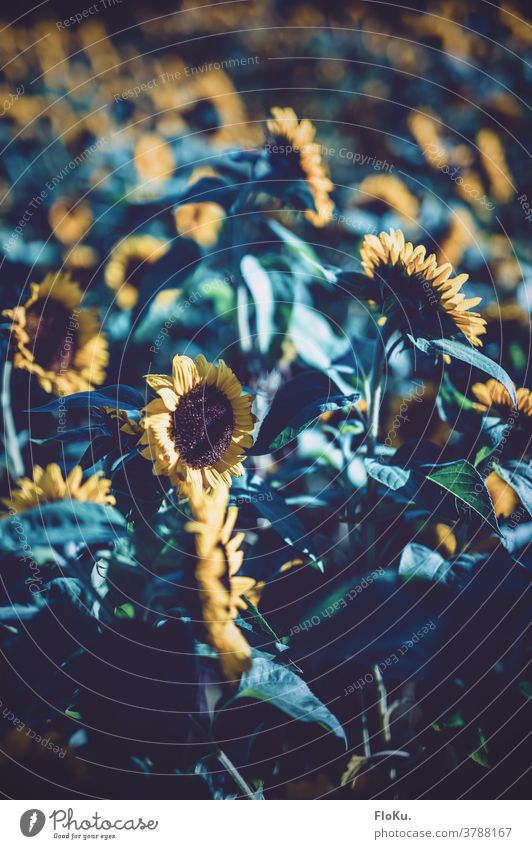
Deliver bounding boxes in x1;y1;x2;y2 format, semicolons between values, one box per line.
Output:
471;379;531;420
2;464;115;514
139;354;255;495
104;235;169;310
360;228;487;346
266;107;334;227
186;485;261;679
3;272;108;395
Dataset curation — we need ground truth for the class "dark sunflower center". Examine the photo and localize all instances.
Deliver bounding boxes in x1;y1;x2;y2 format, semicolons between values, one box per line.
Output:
173;383;234;469
269;134;305;179
25;300;77;372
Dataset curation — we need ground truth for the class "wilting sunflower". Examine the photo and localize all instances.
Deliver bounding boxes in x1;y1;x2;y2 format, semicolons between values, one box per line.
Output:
139;354;255;495
266;107;334;227
104;235;169;310
3;272;108;395
360;228;487;346
186;486;261;679
1;464;115;514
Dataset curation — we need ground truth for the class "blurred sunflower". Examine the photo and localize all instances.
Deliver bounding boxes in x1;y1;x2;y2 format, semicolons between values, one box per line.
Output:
3;272;108;395
139;354;255;495
133;132;174;186
357;174;419;223
266;107;334;227
174;201;226;247
104;235;169;310
360;228;486;346
476;129;515;203
1;464;115;514
48;197;93;245
186;486;261;679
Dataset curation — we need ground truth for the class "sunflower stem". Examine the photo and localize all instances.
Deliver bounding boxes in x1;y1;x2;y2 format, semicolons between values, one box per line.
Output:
217;748;256;799
2;361;24;479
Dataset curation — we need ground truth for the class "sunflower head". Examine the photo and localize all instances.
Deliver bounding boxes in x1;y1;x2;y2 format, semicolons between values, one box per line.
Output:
174;202;225;247
104;235;169;310
266;107;334;227
48;197;93;245
471;379;531;418
186;486;261;679
139;354;255;496
360;228;487;347
2;464;115;514
134;132;174;186
3;272;108;395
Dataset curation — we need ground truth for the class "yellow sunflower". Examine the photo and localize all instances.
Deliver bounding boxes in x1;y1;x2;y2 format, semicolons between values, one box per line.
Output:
133;132;174;186
471;379;532;417
186;486;261;679
3;272;108;395
266;107;334;227
139;354;255;495
357;174;419;222
360;228;487;346
48;197;93;245
471;380;531;518
104;235;169;310
174;202;225;248
1;464;115;514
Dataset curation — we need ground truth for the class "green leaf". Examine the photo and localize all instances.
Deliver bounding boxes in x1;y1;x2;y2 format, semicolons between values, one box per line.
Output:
409;336;517;407
425;460;500;533
470;727;490;768
240;255;275;354
269;220;336;284
249;370;358;455
0;501;127;553
115;603;136;619
230;657;346;744
399;543;449;582
365;459;411;491
495;460;532;515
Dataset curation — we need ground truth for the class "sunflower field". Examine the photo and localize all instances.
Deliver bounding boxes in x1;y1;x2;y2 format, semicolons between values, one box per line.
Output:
0;0;530;803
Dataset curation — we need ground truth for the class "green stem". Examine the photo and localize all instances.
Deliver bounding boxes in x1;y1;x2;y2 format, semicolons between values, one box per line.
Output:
217;748;255;799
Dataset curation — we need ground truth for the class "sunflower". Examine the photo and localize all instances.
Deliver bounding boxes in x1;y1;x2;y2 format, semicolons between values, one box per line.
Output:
133;132;174;186
3;272;108;395
360;228;487;346
104;235;169;310
471;379;532;418
1;464;115;514
266;107;334;227
476;129;515;203
186;486;261;679
357;174;419;222
174;202;225;247
48;197;93;245
471;380;531;518
139;354;255;495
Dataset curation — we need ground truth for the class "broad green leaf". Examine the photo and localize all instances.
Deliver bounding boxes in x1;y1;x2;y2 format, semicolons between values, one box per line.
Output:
0;501;127;553
250;373;358;455
231;657;346;744
425;460;499;533
365;459;411;491
495;460;532;515
409;336;517;407
399;543;449;582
